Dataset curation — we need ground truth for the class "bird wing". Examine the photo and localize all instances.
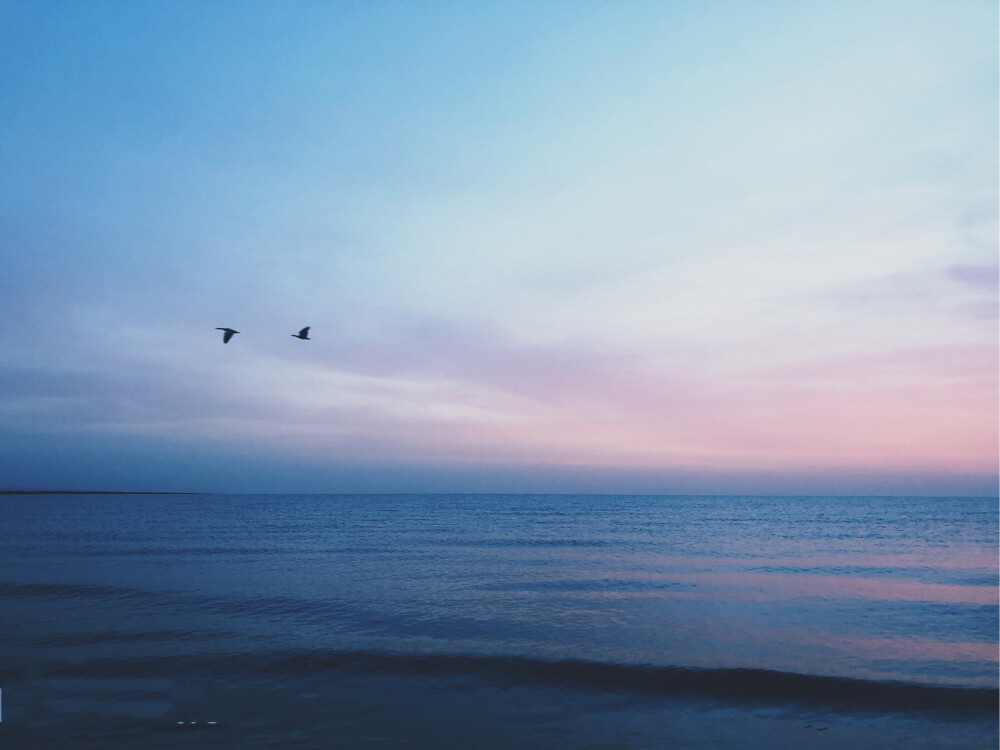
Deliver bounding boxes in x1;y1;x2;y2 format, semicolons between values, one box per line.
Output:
223;330;235;343
299;327;310;337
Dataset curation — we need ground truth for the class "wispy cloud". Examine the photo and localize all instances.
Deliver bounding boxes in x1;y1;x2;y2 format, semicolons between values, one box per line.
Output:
0;1;995;492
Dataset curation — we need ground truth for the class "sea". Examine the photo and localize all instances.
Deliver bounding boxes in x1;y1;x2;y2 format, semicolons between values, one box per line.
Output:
0;493;996;748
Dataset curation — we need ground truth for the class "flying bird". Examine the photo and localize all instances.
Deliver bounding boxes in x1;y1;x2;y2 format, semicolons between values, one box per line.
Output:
292;326;311;340
216;327;239;343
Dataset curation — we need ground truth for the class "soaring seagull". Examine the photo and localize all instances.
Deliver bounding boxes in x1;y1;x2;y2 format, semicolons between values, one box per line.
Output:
292;326;311;340
216;327;239;343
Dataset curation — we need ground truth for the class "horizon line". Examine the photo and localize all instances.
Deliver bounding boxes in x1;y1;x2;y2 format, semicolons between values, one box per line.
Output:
2;490;997;499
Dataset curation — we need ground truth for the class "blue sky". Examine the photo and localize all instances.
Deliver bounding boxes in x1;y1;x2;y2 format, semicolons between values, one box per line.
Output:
1;1;996;494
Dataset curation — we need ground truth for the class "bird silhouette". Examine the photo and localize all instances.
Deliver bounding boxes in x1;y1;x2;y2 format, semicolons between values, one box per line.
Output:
216;327;239;343
292;326;311;340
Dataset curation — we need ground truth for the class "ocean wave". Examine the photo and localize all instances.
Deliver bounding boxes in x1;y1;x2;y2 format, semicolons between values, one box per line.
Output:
0;581;348;620
41;649;997;716
0;581;145;601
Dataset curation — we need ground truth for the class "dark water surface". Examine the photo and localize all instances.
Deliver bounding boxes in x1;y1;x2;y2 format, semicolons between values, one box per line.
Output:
1;493;996;748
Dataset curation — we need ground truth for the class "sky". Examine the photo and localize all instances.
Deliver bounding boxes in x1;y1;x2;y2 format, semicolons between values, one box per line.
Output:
0;0;996;495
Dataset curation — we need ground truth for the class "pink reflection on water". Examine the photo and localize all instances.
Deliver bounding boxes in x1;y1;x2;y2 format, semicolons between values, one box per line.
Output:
814;633;999;664
528;567;997;605
526;547;999;573
718;551;999;572
677;571;998;605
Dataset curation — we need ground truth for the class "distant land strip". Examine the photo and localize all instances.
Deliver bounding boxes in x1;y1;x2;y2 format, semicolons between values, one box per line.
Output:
0;490;201;495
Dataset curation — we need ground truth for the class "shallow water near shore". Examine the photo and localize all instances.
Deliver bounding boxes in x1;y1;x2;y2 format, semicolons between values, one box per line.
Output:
1;493;996;748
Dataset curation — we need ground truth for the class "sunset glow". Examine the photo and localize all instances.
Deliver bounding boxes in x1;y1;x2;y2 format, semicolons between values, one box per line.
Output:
0;1;996;494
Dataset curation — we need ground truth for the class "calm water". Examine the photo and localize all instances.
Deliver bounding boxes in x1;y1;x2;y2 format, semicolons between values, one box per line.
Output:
1;493;997;748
